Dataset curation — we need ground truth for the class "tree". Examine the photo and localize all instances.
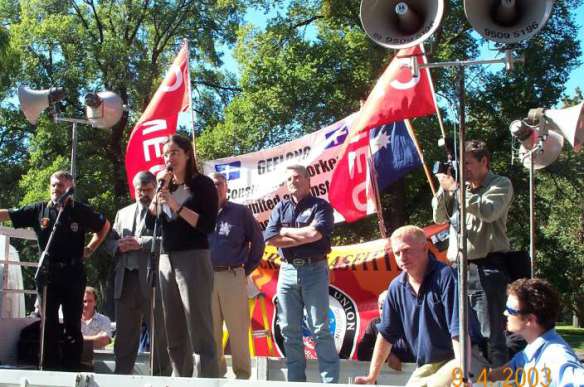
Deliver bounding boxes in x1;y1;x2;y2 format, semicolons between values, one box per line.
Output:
0;0;258;306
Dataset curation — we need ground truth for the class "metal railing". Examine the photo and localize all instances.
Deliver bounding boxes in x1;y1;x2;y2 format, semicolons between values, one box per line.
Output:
0;226;38;315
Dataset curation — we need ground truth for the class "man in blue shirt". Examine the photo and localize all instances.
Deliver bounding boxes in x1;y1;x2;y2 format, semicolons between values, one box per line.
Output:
488;278;584;386
264;164;339;383
209;172;265;379
355;225;462;386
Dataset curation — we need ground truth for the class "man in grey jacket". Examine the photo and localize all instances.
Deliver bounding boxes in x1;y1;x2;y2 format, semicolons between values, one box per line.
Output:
104;171;170;375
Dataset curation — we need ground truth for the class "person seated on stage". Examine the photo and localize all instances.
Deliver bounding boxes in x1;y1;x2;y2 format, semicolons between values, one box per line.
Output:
81;286;112;349
356;290;414;371
355;225;464;386
488;278;584;386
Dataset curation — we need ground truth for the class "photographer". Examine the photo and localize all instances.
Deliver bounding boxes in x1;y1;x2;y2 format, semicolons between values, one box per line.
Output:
431;140;513;367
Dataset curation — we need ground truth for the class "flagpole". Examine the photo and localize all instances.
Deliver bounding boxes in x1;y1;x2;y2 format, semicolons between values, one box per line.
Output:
184;38;198;162
404;119;437;196
366;147;388;239
421;44;447;141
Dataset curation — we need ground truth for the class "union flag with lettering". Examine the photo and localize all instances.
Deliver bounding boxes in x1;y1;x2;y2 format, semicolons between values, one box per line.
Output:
124;44;190;197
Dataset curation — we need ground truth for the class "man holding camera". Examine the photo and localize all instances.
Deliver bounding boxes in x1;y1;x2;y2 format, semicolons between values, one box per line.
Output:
432;140;513;367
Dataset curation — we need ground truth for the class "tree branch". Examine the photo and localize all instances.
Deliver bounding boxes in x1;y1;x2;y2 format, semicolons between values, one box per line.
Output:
193;80;242;92
290;15;323;30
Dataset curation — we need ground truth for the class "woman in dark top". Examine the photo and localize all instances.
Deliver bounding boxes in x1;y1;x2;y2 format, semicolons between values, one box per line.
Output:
146;134;219;378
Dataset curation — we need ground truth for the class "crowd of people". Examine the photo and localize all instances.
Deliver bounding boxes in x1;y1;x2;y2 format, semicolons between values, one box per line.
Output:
1;135;582;386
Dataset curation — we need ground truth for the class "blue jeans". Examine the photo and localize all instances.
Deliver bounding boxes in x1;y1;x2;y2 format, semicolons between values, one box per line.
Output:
277;260;340;383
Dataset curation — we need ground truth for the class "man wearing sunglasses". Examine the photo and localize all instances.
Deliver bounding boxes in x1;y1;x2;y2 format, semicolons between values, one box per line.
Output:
488;278;584;386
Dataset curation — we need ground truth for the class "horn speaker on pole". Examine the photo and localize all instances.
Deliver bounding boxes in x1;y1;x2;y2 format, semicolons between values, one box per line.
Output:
510;119;564;169
464;0;554;44
360;0;444;49
543;102;583;153
85;91;124;129
18;86;65;125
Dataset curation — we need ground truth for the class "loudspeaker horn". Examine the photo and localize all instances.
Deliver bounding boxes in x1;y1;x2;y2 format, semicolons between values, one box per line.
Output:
464;0;554;44
360;0;444;49
510;119;563;169
85;91;124;129
543;102;583;153
18;86;65;125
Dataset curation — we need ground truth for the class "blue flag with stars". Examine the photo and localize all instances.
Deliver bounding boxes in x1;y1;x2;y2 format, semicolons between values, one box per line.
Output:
369;121;422;190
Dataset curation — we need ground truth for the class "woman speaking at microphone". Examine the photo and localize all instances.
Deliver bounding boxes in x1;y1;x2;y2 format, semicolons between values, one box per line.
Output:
146;134;219;378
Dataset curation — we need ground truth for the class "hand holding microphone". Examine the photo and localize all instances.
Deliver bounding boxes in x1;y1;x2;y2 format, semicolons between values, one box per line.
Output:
156;165;174;193
155;165;180;213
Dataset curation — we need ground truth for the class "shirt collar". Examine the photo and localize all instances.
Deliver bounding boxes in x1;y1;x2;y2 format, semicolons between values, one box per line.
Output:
521;328;557;362
398;254;439;285
291;194;314;207
473;170;496;190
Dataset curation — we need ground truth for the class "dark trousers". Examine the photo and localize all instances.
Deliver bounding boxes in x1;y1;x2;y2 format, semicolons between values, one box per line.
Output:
468;253;509;367
114;269;170;376
37;264;86;371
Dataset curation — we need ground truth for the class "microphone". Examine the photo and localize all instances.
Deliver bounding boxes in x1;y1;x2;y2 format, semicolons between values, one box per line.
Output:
56;186;75;206
156;165;173;193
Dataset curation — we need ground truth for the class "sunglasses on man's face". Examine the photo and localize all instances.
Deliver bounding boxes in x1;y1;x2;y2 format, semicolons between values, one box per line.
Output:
505;305;524;316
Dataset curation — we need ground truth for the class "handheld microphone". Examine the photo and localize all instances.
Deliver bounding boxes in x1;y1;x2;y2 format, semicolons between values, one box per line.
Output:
156;165;173;193
57;186;75;206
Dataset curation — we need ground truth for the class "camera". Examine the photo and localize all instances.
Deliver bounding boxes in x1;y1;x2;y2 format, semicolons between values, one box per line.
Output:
432;160;454;176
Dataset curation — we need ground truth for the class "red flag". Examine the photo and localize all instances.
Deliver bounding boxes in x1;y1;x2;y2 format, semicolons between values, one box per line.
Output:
329;45;436;222
125;44;190;196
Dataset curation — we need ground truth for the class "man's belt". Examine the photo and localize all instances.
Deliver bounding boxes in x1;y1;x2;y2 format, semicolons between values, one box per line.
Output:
214;264;244;272
285;255;327;267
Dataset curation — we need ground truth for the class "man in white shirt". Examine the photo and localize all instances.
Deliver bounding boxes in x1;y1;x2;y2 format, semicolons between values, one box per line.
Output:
81;286;112;349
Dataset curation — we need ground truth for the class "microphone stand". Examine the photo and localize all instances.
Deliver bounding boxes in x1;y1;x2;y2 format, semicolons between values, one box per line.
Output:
34;202;67;370
146;197;163;376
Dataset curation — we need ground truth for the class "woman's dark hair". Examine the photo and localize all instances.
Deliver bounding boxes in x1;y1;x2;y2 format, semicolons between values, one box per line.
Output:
163;134;199;190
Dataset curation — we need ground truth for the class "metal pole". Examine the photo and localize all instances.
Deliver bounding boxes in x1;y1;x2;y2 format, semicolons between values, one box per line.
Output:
71;122;78;181
148;202;162;376
39;285;47;370
456;65;470;382
529;152;535;277
150;286;156;375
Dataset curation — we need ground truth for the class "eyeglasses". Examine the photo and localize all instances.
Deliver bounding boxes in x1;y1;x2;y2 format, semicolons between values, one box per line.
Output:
505;305;524;316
